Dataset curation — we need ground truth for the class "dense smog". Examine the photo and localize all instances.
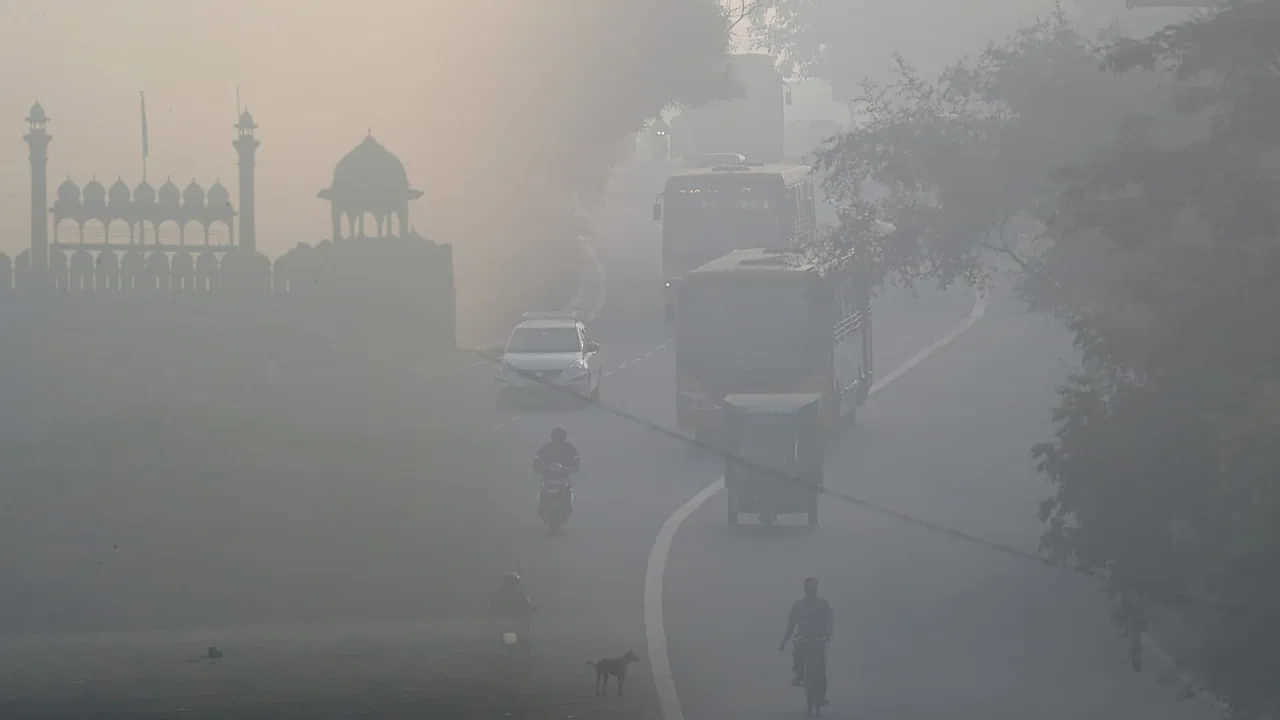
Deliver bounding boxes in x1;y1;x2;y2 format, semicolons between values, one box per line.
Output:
0;1;1275;718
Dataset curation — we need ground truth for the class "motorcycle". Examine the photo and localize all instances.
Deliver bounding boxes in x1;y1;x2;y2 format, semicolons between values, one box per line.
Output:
795;636;829;717
537;461;575;534
496;608;535;682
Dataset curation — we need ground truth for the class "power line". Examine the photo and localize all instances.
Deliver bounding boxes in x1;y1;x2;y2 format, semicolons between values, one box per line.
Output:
470;347;1256;616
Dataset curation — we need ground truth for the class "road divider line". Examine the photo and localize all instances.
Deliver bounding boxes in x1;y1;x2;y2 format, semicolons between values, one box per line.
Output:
643;290;987;720
870;292;987;395
644;478;724;720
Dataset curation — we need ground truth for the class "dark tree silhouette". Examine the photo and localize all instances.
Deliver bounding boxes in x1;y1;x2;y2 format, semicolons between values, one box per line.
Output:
1034;2;1280;715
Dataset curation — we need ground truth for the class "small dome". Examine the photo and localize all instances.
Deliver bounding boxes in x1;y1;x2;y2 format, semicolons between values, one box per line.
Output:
158;178;180;208
56;178;81;205
326;134;412;203
237;109;257;130
182;180;205;209
27;102;47;124
108;178;131;207
133;180;156;205
82;179;106;212
206;180;230;206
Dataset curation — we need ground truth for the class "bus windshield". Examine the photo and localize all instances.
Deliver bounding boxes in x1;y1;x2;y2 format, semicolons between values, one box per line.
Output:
679;279;820;375
663;179;785;277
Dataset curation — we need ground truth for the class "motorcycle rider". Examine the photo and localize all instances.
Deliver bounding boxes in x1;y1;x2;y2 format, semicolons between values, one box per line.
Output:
491;571;535;646
492;571;534;617
779;577;833;690
534;428;580;523
534;427;580;479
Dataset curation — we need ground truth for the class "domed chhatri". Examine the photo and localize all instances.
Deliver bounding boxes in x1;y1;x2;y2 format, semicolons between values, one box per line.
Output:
182;179;206;210
26;101;48;127
158;177;180;208
56;178;81;205
133;180;156;206
207;180;230;206
108;178;131;208
318;133;423;241
82;179;106;212
331;134;410;196
44;172;236;247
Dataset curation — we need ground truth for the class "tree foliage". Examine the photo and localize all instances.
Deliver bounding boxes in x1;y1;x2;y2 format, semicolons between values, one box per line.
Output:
789;0;1280;713
1032;2;1280;715
812;9;1164;288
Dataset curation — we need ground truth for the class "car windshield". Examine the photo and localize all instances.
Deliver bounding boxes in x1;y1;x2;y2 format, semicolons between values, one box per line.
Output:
507;326;581;353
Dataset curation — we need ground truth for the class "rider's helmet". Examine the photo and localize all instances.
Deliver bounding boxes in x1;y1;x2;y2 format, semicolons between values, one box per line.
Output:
551;427;567;443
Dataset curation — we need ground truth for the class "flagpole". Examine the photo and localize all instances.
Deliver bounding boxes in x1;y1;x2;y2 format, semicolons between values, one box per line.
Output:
139;91;149;183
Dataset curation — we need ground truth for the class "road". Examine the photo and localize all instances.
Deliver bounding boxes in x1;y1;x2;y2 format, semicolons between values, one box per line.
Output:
662;295;1214;720
0;163;1223;719
472;167;1216;719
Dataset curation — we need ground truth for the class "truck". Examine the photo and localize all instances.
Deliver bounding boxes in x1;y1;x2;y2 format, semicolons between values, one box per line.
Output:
675;247;872;446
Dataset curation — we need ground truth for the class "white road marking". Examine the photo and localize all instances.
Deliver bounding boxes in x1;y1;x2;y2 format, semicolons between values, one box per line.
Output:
870;292;987;395
644;478;725;720
643;291;987;720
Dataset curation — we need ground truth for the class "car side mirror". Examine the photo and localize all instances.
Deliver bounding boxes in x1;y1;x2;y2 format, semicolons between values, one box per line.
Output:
584;340;600;354
652;198;662;222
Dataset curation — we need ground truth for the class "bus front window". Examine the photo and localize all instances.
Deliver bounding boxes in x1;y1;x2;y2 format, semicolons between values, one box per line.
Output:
662;182;785;276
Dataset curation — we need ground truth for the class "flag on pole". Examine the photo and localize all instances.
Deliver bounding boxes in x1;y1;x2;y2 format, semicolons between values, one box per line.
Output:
140;91;149;158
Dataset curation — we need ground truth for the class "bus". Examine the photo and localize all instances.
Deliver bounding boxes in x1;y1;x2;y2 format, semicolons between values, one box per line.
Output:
654;163;816;318
674;247;872;444
675;53;786;164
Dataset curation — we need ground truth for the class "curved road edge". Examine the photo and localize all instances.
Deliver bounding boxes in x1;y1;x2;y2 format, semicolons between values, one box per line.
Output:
643;290;988;720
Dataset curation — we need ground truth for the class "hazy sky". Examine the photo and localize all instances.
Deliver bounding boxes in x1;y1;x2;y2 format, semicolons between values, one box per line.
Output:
0;0;1187;260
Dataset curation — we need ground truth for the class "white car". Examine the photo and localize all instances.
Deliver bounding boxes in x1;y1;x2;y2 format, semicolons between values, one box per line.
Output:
497;313;602;403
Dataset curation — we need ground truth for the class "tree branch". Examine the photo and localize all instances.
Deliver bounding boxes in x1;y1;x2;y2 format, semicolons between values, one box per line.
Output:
726;0;766;33
979;213;1031;271
979;240;1030;271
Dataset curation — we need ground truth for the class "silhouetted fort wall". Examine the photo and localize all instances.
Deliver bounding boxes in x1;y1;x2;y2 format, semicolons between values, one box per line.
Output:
5;103;457;394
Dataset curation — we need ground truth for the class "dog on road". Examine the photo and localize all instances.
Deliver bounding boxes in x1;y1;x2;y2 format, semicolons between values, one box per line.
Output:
587;650;639;696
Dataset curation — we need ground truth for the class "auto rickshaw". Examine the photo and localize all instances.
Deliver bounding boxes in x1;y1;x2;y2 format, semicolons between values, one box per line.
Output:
721;393;824;528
